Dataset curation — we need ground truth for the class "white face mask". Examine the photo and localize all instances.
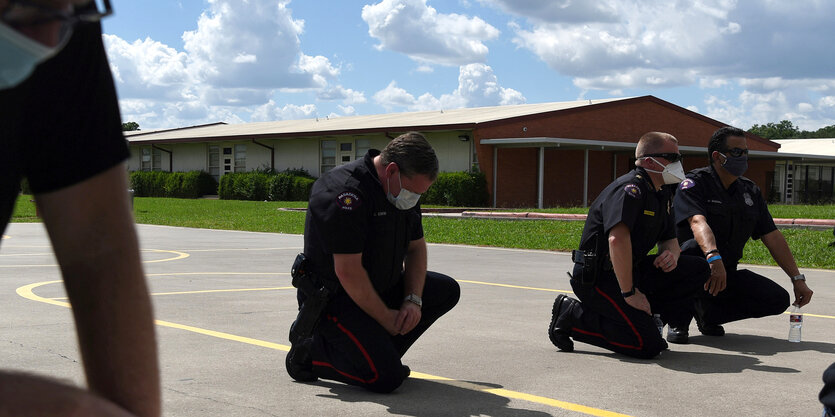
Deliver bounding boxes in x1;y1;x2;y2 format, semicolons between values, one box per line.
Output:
644;157;685;185
386;172;421;210
0;22;62;90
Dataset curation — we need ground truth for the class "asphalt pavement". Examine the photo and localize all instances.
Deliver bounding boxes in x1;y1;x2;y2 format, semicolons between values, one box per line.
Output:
2;222;833;416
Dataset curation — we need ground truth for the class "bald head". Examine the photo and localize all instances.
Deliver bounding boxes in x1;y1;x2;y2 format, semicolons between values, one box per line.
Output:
635;132;678;159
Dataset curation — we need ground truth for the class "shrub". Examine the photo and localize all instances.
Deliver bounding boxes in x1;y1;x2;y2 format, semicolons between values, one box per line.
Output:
422;171;489;207
131;171;216;198
288;176;315;201
268;173;294;201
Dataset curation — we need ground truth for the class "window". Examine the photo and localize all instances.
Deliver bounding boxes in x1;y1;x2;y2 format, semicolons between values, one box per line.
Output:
152;147;161;171
471;140;479;172
356;138;370;159
234;144;247;172
141;147;151;171
140;146;162;171
321;140;336;174
208;145;220;181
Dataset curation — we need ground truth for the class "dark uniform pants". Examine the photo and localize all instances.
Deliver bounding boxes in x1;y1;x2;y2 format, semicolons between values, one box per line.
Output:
309;271;460;393
567;254;709;359
681;245;790;325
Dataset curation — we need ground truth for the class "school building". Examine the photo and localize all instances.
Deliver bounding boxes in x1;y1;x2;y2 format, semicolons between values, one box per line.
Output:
125;95;834;207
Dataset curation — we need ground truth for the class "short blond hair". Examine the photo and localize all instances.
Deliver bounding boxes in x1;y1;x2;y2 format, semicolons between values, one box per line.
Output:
635;132;677;159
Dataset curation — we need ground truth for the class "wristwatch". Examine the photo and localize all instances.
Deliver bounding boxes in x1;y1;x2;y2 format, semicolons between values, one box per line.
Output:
791;274;806;282
621;287;636;298
404;293;423;307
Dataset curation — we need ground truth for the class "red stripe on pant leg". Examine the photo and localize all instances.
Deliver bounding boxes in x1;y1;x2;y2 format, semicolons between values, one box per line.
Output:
311;317;379;384
572;327;643;350
571;286;644;350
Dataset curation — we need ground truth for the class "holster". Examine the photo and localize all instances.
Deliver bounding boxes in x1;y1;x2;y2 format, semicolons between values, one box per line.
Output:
572;250;599;286
288;253;337;344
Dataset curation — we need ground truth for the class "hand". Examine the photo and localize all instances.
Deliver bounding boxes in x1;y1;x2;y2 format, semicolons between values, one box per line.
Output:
395;301;422;335
624;289;652;315
704;259;727;296
653;250;677;273
380;309;402;336
792;280;813;307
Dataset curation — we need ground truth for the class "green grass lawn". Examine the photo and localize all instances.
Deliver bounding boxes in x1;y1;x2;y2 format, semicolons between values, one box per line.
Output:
11;195;835;269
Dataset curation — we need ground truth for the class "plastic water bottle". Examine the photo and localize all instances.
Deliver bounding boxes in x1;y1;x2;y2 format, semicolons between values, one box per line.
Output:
788;304;803;342
653;313;664;335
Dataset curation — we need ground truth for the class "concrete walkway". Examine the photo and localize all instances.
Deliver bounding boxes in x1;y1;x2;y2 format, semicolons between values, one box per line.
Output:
2;222;834;416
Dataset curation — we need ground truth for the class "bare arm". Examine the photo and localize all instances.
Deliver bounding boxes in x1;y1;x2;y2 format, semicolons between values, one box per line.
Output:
761;229;813;306
688;214;727;296
333;253;400;334
35;164;160;417
609;223;650;314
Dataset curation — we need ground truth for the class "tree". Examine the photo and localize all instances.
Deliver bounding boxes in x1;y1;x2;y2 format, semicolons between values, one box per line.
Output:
748;120;800;139
122;121;140;131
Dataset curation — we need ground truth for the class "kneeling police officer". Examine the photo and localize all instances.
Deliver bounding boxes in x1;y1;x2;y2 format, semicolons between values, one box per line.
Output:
548;132;710;358
286;132;460;393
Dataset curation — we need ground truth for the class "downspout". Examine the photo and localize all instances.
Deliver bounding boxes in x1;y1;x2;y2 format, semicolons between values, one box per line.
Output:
251;139;275;171
151;144;172;172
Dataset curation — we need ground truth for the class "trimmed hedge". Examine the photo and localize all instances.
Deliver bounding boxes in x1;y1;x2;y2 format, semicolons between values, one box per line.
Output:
219;171;314;201
130;171;217;198
422;171;489;207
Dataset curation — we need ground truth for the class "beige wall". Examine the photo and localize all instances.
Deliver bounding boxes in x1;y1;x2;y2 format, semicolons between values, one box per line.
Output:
127;131;473;177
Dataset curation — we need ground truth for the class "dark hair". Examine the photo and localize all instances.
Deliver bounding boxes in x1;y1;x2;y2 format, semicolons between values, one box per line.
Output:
380;131;439;181
708;126;745;163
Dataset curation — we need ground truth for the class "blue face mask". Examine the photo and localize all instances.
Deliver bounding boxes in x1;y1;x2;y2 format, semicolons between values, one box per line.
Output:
719;152;748;177
0;22;61;90
386;172;421;210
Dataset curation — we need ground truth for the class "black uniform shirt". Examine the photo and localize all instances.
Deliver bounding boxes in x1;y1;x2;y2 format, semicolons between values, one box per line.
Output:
303;150;423;294
0;20;129;240
579;167;675;262
673;166;776;269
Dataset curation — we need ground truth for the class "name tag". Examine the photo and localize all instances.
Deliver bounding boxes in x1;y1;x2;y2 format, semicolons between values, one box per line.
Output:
643;210;655;216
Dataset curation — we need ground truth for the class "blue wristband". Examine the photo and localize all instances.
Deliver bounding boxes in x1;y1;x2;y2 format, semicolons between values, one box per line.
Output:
707;255;722;263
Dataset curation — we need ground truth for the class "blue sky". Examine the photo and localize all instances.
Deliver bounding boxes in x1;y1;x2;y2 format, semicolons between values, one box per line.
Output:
100;0;835;132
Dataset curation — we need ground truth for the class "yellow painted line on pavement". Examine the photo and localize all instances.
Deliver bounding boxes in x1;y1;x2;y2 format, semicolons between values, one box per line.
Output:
51;286;295;300
17;279;631;417
142;249;190;263
782;311;835;320
458;279;573;294
0;249;190;267
176;247;300;252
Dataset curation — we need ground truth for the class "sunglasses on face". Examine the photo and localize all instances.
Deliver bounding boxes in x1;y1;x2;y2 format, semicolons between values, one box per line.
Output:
722;147;749;158
640;153;683;163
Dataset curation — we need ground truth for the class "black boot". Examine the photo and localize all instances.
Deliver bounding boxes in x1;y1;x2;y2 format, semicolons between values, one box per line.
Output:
286;337;317;382
548;294;578;352
694;299;725;336
666;326;690;344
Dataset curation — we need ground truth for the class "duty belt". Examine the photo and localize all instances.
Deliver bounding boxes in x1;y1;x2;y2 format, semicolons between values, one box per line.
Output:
571;250;614;271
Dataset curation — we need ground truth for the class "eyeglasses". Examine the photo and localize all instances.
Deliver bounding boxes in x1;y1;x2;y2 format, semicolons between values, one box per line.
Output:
721;147;749;158
640;153;683;163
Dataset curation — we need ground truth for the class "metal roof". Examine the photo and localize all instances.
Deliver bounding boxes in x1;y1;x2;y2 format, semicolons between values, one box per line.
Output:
774;138;835;157
126;97;632;143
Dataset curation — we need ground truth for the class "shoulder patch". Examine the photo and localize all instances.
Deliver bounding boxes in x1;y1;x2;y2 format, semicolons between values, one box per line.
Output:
336;191;361;210
623;183;642;199
679;178;695;190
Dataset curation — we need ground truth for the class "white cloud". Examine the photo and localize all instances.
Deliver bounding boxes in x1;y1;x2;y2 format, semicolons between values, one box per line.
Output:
317;86;367;104
250;101;317;122
104;0;341;128
373;63;524;111
362;0;500;65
